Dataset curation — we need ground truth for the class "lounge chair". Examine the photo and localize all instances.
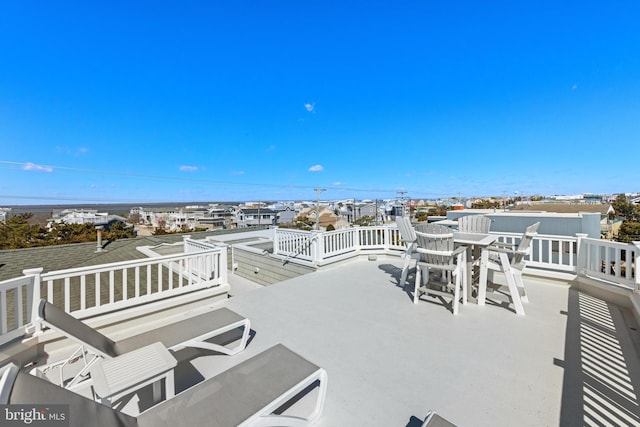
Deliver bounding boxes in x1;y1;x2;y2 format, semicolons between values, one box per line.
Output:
396;216;419;287
0;343;327;427
37;299;251;358
422;410;457;426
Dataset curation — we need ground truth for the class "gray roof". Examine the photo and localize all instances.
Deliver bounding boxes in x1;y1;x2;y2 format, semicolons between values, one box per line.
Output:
0;228;264;281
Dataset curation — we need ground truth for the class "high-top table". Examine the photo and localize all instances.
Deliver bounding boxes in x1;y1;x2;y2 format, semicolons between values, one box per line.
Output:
90;341;177;408
453;232;497;305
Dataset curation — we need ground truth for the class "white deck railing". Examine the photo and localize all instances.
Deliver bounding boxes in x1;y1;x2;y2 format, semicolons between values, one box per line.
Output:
579;236;639;289
0;273;37;345
0;247;227;346
274;225;639;289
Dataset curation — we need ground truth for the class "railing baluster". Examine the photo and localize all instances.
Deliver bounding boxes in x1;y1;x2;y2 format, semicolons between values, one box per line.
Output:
109;270;114;304
95;273;101;307
16;285;23;328
0;290;7;334
80;275;86;310
64;277;70;312
146;264;151;295
122;268;128;301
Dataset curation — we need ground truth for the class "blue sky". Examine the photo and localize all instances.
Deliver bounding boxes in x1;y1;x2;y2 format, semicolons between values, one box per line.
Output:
1;1;639;204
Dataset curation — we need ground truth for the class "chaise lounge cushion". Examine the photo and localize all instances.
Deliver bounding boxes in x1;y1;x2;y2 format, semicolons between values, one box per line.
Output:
137;343;323;427
38;300;247;357
1;360;137;427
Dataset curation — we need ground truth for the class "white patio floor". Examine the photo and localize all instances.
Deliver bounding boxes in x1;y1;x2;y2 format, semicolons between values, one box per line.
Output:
174;255;640;426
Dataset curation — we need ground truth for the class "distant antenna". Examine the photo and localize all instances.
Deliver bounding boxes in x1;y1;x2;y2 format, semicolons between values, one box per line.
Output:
314;188;326;230
397;191;407;217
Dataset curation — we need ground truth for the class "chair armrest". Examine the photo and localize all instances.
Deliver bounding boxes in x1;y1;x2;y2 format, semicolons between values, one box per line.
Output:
451;246;467;256
489;241;515;249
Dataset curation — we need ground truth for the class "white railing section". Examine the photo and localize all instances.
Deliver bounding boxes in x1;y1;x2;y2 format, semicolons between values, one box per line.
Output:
274;229;315;263
184;237;228;285
274;225;638;290
0;272;37;346
35;248;226;320
579;237;639;289
492;232;578;273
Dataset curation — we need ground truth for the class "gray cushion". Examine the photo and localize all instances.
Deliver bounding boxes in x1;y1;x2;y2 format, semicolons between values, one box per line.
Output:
39;300;118;358
2;360;137;427
115;308;245;355
137;344;322;427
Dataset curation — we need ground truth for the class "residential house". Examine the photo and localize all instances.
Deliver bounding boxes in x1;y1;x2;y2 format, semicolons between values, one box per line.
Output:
234;208;277;228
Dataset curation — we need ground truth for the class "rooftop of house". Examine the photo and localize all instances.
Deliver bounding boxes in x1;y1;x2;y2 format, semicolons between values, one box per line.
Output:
2;228;639;426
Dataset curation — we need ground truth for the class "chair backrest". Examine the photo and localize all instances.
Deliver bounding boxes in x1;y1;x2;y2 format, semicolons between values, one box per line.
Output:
512;222;540;268
415;224;455;267
395;216;416;245
457;215;491;233
38;299;118;358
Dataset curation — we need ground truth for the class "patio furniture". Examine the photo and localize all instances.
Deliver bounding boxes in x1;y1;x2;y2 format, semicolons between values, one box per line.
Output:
90;342;176;408
413;224;467;315
36;299;250;389
38;299;251;358
396;216;419;287
452;231;498;303
0;343;328;427
480;222;540;315
457;215;492;233
422;410;457;426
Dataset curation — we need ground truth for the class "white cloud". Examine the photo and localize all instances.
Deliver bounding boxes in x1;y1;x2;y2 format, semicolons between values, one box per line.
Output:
309;164;324;172
332;181;344;186
23;162;53;173
266;145;276;152
179;165;199;172
572;83;578;90
304;102;315;113
231;170;245;176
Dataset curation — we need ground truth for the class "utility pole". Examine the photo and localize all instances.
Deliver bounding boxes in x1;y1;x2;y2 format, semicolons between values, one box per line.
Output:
397;190;407;217
314;188;326;230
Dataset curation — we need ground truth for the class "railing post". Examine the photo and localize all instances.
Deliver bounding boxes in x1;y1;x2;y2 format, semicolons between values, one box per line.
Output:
273;229;280;256
575;233;588;277
23;267;44;335
182;234;192;252
311;230;323;265
218;243;229;285
633;241;640;291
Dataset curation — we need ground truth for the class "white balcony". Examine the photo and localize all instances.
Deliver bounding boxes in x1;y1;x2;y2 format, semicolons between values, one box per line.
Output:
0;226;639;426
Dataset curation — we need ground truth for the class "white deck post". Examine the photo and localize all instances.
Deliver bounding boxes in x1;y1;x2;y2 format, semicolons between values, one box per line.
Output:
633;241;640;291
23;267;44;335
311;230;323;265
575;233;588;277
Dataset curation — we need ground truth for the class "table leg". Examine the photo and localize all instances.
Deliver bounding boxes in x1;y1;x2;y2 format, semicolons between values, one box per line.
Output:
477;248;489;306
465;246;472;304
165;371;175;399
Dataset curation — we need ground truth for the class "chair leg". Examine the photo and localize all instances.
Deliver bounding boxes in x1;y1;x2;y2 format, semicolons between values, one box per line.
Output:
413;265;422;304
400;251;411;286
515;273;528;303
499;253;525;316
452;271;461;315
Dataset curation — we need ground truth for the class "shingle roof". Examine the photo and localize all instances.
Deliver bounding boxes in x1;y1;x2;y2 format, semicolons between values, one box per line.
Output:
512;203;612;214
0;229;260;282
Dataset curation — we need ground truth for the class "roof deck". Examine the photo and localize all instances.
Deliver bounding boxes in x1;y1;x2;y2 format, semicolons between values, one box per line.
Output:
2;226;639;426
26;255;640;426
